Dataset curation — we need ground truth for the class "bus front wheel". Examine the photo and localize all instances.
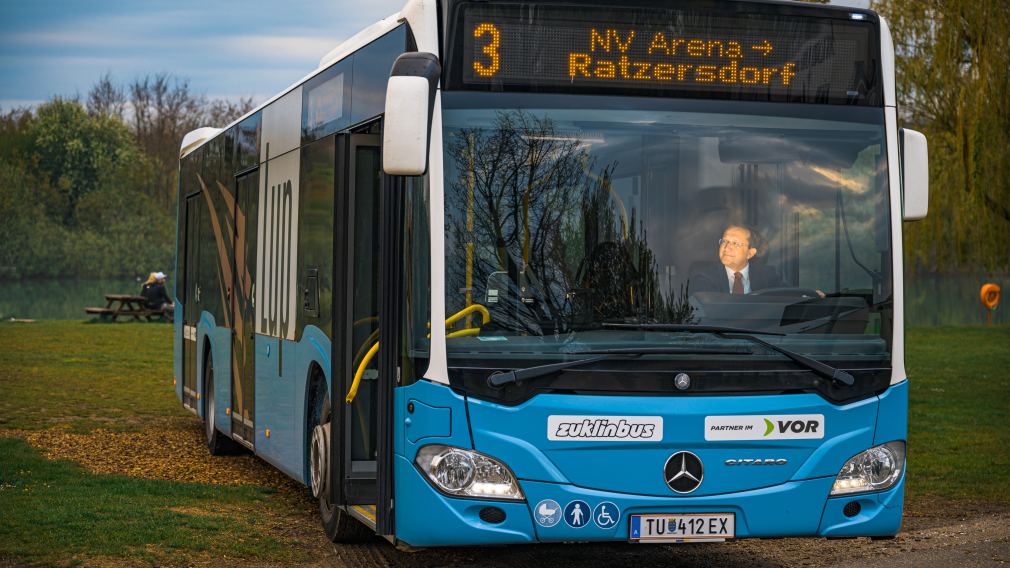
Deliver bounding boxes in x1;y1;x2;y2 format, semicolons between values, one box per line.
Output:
310;384;373;542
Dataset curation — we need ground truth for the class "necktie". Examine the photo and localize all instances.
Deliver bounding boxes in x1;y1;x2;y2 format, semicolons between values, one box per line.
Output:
732;272;744;295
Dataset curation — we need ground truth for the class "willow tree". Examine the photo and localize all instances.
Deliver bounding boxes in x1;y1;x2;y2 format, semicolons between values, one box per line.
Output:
873;0;1010;272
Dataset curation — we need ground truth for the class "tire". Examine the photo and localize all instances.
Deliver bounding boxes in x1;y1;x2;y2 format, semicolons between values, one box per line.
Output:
309;381;374;543
204;353;240;456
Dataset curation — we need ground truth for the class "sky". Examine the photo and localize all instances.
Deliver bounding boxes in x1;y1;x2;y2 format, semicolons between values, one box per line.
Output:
1;0;871;112
0;0;405;111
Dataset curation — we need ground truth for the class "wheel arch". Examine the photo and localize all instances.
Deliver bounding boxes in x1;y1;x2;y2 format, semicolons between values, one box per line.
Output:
200;335;213;419
303;361;329;483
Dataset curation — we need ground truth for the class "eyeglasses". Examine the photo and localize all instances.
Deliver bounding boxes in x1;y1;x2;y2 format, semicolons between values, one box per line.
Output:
718;238;750;250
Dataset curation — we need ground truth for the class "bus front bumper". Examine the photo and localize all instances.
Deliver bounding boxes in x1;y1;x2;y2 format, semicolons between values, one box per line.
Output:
393;455;904;547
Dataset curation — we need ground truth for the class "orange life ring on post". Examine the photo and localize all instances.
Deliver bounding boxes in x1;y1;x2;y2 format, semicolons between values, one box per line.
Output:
980;283;1001;310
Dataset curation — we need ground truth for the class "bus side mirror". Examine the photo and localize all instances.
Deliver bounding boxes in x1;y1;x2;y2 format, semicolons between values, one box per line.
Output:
382;52;441;176
900;128;928;220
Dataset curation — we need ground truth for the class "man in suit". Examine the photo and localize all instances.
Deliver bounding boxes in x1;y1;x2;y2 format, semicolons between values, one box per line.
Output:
689;224;786;295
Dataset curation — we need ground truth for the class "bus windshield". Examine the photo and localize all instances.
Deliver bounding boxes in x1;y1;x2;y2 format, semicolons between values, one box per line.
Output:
441;92;892;372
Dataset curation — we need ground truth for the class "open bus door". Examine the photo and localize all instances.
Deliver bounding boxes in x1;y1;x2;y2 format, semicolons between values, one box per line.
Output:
328;131;398;538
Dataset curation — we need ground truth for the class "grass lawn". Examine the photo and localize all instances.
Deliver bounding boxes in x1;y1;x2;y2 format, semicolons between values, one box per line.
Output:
0;320;181;432
0;321;312;565
0;320;1007;564
905;326;1010;504
0;438;296;564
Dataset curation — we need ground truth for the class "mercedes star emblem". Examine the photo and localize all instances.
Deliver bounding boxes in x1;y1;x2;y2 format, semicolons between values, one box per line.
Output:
664;451;704;494
674;373;691;390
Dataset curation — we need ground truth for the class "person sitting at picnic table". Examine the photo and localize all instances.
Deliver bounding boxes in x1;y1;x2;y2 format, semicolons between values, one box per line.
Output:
141;272;174;321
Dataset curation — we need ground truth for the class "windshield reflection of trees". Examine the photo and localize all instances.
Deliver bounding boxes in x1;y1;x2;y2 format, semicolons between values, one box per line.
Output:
446;110;694;337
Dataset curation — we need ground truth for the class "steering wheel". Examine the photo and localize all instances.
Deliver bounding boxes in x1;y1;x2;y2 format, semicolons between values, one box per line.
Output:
749;287;822;299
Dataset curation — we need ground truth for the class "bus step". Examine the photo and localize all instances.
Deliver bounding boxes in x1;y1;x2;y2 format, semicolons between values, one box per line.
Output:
347;504;377;530
231;431;254;450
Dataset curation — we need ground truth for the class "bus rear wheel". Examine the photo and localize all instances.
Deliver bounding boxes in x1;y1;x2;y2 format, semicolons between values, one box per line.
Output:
310;385;373;542
204;354;239;455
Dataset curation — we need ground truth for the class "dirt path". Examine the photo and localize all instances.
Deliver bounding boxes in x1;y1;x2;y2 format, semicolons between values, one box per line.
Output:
4;425;1008;567
260;499;1010;568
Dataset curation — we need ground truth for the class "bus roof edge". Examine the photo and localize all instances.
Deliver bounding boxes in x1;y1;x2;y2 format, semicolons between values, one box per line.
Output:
317;12;403;70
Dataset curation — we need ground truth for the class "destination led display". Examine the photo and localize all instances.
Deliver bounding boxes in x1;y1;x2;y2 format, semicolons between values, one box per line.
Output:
458;4;880;105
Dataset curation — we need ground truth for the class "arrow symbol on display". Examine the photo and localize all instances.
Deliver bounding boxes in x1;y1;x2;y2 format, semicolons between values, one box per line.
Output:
752;40;773;56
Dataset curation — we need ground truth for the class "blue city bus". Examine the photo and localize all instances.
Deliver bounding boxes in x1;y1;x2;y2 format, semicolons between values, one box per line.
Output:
174;0;930;546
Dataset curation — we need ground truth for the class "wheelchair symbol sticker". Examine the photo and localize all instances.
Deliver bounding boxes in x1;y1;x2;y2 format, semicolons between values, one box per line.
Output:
534;499;562;527
593;501;620;529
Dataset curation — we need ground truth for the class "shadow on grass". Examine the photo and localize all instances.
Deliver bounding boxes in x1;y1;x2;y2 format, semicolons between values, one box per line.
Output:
0;437;304;565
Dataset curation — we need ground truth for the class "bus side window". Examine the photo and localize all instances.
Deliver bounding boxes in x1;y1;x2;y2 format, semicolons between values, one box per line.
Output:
350;26;408;125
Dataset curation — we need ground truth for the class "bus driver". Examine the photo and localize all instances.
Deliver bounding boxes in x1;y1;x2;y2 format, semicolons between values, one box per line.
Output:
689;224;786;295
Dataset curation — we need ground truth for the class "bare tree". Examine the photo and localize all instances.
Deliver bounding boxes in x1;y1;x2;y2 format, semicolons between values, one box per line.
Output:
122;74;259;207
206;97;256;126
445;110;695;332
446;111;591;332
86;73;126;119
129;74;203;155
128;74;205;206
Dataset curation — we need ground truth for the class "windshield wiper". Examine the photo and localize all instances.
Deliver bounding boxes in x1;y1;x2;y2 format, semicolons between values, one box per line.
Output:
487;346;751;388
565;346;752;355
601;323;855;387
602;323;784;336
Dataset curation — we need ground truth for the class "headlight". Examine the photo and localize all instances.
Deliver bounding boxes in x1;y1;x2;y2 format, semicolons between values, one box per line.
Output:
830;441;905;496
415;445;524;501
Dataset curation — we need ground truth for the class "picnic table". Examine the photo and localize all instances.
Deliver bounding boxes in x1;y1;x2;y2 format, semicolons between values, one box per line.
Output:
85;294;163;322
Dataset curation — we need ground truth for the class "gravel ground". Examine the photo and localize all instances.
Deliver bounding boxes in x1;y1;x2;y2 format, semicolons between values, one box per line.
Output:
4;424;1008;567
259;495;1010;568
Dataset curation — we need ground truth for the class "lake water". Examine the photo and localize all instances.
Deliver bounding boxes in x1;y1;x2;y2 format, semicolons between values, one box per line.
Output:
0;274;1006;326
903;273;1008;326
0;277;150;321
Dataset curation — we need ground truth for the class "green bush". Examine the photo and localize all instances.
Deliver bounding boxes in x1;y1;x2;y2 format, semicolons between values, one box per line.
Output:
0;100;173;279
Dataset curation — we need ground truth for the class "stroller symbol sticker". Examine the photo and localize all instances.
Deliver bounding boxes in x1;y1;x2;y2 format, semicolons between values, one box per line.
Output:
534;499;562;527
593;501;620;529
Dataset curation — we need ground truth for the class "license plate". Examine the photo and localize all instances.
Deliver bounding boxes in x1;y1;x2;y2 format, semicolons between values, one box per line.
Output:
630;513;735;543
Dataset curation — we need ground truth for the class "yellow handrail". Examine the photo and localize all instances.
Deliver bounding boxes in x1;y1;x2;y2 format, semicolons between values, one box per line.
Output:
444;304;490;328
345;303;491;404
346;342;380;404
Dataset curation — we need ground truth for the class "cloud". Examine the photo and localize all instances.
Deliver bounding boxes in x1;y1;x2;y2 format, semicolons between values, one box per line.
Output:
215;34;343;62
0;99;45;111
5;30;113;48
0;54;131;67
3;10;194;50
6;26;344;65
0;0;406;107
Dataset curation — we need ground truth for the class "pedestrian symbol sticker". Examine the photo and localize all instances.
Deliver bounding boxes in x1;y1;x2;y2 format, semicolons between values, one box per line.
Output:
564;500;590;528
593;501;620;529
534;499;562;527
